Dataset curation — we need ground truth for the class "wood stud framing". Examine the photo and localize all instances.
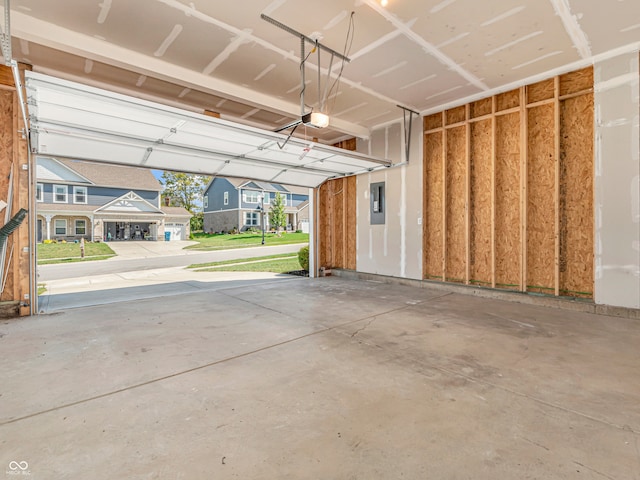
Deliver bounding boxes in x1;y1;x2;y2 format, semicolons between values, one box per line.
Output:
317;138;357;271
0;64;31;317
422;67;594;299
520;86;528;293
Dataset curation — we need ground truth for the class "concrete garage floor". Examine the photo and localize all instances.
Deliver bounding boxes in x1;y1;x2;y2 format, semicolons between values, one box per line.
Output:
1;276;639;479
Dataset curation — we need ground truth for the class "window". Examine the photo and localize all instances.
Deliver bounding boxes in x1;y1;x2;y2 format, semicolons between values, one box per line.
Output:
204;195;209;209
244;211;259;226
54;185;67;203
54;219;67;236
223;191;229;205
74;186;87;204
75;219;86;235
263;192;270;204
36;183;43;202
243;190;261;203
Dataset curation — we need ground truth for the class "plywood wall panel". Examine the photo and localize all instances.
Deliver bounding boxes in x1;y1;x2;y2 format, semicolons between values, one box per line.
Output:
528;78;555;103
319;138;359;271
318;181;331;268
346;176;357;270
445;126;466;283
424;132;443;279
496;89;520;111
446;106;466;125
424;113;443;130
0;91;14;302
333;180;345;268
559;94;594;297
495;113;521;289
560;67;593;97
527;104;556;293
469;120;492;285
414;67;595;300
470;98;492;118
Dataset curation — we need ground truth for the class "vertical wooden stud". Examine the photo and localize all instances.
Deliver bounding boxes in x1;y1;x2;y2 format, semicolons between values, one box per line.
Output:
442;113;447;281
423;131;428;279
553;75;561;296
342;177;347;269
491;96;497;289
520;86;528;292
465;104;471;285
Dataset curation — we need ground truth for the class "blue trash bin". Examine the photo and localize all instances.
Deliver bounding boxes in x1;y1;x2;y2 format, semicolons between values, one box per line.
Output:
164;231;171;241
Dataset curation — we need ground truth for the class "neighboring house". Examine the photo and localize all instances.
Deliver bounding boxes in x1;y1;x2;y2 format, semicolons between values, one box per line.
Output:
36;157;192;242
203;178;309;233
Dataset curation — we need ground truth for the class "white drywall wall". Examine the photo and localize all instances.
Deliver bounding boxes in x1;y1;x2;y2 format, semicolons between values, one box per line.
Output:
355;118;423;280
594;50;640;309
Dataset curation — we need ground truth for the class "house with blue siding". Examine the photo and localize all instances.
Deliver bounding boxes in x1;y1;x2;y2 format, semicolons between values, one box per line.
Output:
36;157;192;242
203;177;309;234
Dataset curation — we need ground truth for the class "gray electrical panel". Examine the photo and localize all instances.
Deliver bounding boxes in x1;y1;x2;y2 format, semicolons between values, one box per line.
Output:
370;182;385;225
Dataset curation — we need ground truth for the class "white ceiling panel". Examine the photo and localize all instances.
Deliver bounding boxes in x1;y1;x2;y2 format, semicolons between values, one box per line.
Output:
26;72;391;187
6;0;639;149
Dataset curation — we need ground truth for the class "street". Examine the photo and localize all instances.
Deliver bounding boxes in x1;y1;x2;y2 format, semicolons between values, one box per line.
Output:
38;243;308;281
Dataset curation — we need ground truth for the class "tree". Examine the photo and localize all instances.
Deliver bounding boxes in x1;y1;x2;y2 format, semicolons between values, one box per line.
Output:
269;192;287;234
160;171;210;215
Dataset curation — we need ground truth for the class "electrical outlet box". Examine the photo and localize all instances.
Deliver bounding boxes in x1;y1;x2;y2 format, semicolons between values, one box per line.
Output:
370;182;385;225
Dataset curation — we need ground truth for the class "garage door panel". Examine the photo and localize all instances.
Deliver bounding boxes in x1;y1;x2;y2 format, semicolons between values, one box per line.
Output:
26;71;392;188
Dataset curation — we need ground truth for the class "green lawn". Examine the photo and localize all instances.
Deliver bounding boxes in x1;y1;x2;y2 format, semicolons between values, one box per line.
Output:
37;242;116;265
190;254;302;274
186;232;309;251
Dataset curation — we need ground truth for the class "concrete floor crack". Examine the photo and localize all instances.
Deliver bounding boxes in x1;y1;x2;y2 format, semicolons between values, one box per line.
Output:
350;317;376;337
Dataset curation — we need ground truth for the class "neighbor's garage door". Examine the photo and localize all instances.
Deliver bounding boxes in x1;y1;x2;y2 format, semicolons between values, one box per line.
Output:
165;223;185;241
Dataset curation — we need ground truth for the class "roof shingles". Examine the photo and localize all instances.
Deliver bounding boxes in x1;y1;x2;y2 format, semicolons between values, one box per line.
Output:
54;158;162;191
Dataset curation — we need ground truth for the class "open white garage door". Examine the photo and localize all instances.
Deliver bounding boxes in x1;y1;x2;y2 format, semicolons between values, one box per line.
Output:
25;72;392;188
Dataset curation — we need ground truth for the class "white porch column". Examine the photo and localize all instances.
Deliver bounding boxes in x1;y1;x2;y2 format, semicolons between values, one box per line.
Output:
44;214;53;240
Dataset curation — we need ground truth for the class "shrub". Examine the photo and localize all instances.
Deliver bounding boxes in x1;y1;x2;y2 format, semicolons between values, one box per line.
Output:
295;229;303;234
298;245;309;271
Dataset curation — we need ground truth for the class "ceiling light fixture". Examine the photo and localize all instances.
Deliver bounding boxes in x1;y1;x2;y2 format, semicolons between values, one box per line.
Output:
381;0;388;6
302;112;330;129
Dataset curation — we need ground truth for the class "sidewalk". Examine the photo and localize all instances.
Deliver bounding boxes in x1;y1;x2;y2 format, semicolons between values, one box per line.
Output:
104;240;199;259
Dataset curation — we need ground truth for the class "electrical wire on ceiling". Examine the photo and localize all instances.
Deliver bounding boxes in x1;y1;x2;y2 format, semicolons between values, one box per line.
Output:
326;11;355;118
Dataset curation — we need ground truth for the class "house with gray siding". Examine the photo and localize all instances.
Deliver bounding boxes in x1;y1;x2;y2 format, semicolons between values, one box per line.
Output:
203;177;309;233
36;157;191;242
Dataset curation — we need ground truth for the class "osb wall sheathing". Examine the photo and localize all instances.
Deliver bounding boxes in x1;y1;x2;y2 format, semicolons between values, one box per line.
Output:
495;113;521;289
469;120;492;285
317;139;357;270
527;104;556;294
445;126;466;283
559;94;594;297
0;64;31;317
423;131;443;279
318;181;332;267
422;66;594;299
